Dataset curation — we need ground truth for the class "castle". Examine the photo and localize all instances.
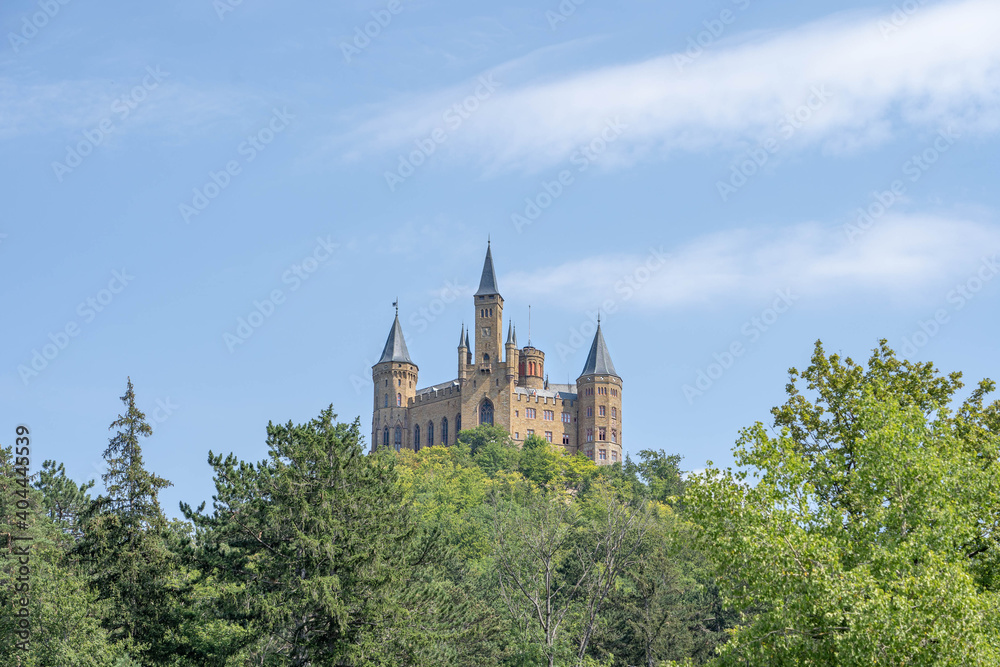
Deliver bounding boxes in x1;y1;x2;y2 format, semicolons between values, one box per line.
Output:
371;243;623;465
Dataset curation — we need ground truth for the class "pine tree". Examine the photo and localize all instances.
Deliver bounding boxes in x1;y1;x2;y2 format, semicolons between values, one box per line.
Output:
73;377;181;663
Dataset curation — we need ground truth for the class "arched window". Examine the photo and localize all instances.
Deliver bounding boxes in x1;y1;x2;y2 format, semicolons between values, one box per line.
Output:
384;394;388;408
428;421;434;447
483;353;490;363
480;399;494;426
394;426;402;451
611;407;617;420
442;418;448;445
414;424;421;451
396;393;402;407
383;427;389;447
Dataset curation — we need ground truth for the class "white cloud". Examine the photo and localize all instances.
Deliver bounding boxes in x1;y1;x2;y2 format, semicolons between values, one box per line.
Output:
0;75;260;142
501;216;1000;310
344;0;1000;173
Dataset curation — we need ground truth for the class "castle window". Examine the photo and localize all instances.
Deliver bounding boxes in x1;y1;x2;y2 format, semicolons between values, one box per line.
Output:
545;431;553;443
483;353;490;363
611;407;617;421
384;394;389;408
397;379;401;386
561;412;571;423
383;427;389;447
428;421;434;446
515;432;520;439
527;429;534;436
562;434;570;445
599;406;605;417
456;414;461;433
599;428;606;440
599;449;607;461
543;410;553;421
586;428;593;442
611;451;617;462
480;399;494;426
611;429;617;443
586;449;594;459
396;393;402;407
442;418;448;445
515;410;519;417
414;425;421;450
394;427;402;452
586;407;593;417
526;408;536;419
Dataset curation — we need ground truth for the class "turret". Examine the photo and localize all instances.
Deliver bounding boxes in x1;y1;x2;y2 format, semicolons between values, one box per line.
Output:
474;241;504;375
576;320;622;465
458;324;469;382
519;345;545;391
505;323;519;383
371;308;418;453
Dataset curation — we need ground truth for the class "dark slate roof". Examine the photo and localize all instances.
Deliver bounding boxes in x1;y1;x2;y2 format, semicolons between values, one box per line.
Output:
506;322;514;344
579;324;618;378
464;328;470;349
459;324;466;348
377;314;414;365
475;243;500;296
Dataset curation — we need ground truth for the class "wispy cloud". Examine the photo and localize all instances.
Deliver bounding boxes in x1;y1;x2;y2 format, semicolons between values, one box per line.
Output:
343;0;1000;173
503;216;1000;309
0;75;262;142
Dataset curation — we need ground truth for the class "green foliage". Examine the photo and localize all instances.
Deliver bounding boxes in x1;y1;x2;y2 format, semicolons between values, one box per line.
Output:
72;377;184;664
689;340;1000;665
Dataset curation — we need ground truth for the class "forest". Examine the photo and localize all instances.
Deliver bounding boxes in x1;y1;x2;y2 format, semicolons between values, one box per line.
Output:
2;339;999;666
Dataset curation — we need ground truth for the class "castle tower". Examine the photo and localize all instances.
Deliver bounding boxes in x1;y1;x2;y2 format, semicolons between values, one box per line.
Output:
371;309;418;452
577;321;623;464
505;323;519;384
474;242;504;375
520;345;545;391
458;324;469;383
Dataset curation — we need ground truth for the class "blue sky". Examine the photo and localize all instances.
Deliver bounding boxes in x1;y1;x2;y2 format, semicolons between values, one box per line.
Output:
2;0;998;516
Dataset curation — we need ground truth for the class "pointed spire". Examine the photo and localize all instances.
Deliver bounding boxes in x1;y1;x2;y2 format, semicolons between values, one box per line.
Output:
377;312;414;365
475;241;500;296
506;322;514;345
464;328;471;349
579;322;618;378
459;323;466;348
512;324;517;347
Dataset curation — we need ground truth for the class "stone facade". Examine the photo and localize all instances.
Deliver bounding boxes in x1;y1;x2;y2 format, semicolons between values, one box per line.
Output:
371;243;623;465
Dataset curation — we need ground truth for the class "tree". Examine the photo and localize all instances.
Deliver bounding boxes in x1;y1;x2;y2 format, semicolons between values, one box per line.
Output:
688;341;1000;665
33;459;94;542
73;377;181;663
184;406;475;665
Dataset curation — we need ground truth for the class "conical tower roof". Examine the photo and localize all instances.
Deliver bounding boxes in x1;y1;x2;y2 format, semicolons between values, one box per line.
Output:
475;242;500;296
377;313;414;365
579;323;618;378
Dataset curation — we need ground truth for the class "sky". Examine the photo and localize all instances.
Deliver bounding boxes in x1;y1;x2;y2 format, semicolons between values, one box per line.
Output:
1;0;998;517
